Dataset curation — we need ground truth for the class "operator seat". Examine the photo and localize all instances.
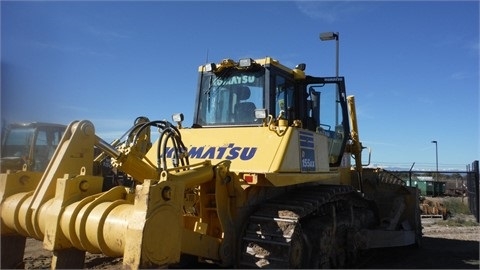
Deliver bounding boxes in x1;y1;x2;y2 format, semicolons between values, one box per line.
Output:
234;86;256;123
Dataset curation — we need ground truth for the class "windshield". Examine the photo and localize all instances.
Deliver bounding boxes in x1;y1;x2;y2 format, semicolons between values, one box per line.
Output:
1;128;35;157
196;70;265;126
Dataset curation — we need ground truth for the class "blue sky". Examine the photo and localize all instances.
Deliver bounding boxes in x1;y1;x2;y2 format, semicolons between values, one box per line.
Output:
1;1;478;171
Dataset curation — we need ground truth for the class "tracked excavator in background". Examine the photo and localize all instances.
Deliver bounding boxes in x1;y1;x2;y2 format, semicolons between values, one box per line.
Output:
0;53;422;269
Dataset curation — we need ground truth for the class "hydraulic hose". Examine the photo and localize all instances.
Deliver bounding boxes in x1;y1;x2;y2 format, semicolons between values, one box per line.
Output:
127;120;188;171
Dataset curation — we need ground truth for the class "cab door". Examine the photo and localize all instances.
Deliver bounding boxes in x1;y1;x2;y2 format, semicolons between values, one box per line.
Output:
304;76;350;167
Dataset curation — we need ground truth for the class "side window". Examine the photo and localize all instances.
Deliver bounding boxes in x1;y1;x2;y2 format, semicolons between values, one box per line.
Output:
320;87;335;131
33;127;64;171
52;129;63;147
34;130;48;171
35;130;47;146
275;75;294;120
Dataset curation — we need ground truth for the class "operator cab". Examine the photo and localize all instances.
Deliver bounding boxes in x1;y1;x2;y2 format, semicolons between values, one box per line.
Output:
0;122;66;172
192;57;349;166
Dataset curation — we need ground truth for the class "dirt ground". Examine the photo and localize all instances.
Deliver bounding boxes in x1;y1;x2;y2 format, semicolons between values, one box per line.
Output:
20;214;479;269
361;215;480;269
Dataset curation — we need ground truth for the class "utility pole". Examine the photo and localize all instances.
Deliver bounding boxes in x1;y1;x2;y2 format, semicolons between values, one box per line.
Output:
431;140;438;196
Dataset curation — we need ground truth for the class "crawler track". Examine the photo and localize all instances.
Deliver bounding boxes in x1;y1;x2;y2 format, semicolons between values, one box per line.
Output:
239;184;376;268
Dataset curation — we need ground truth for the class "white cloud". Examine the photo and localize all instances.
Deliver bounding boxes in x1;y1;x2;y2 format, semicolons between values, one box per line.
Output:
450;72;467;80
32;40;114;58
296;1;339;23
295;0;366;23
85;25;131;41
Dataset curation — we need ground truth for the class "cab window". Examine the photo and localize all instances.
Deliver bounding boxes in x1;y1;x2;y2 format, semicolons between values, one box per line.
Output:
274;75;294;121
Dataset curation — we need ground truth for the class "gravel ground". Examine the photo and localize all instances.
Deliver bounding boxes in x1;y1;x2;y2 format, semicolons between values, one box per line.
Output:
361;214;480;269
20;214;479;269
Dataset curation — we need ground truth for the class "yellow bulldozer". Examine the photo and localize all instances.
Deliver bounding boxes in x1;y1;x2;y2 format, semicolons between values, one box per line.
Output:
0;56;422;269
1;122;66;173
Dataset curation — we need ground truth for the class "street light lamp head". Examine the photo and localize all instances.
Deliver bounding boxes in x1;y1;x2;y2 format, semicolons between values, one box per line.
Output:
320;31;339;41
431;140;437;144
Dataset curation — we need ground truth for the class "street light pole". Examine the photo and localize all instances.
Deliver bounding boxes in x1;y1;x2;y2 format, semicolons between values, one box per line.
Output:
319;31;340;125
431;140;438;196
335;34;339;78
319;31;339;77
